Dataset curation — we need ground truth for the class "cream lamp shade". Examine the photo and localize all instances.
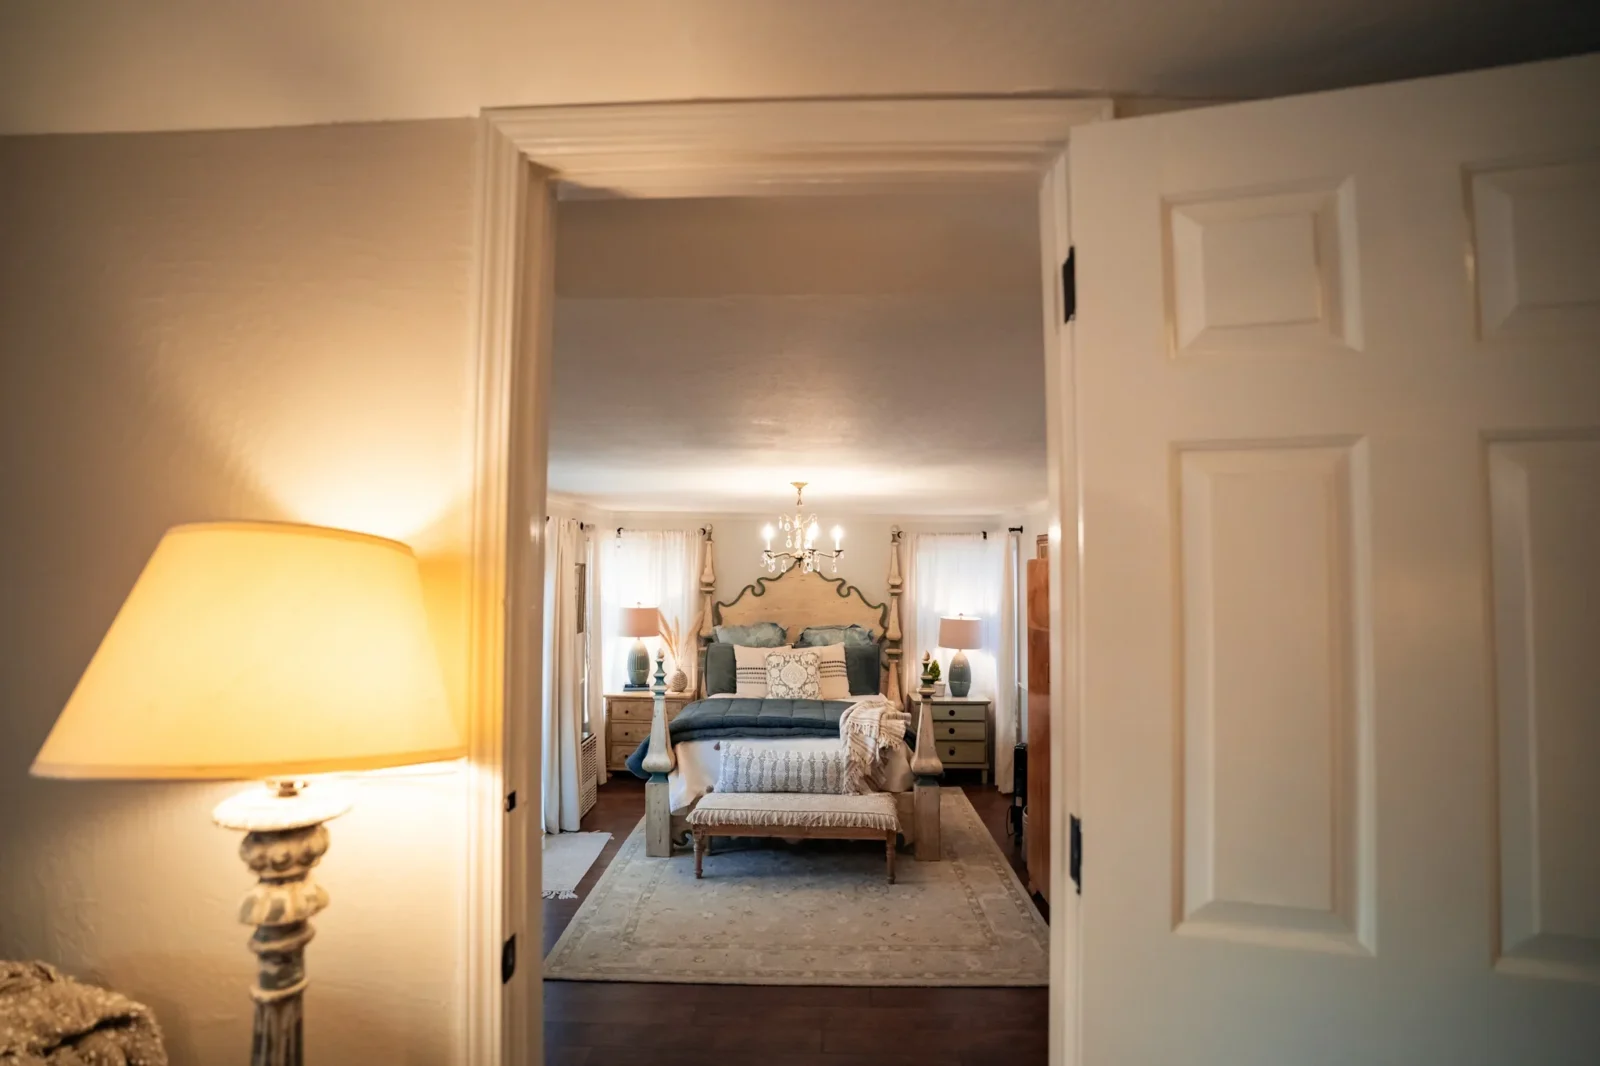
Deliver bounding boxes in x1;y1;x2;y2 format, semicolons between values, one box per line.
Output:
31;520;464;780
938;616;982;651
620;605;660;639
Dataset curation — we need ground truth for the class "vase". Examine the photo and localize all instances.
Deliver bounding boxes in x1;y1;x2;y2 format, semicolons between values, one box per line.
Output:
668;669;688;694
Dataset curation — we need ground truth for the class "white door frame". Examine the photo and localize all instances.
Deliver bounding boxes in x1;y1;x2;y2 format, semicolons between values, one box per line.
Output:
462;95;1111;1066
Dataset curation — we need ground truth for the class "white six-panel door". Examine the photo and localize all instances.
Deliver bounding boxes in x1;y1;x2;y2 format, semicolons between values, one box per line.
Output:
1069;55;1600;1064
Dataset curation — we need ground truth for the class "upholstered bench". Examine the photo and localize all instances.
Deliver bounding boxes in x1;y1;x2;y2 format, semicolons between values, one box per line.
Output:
686;792;902;884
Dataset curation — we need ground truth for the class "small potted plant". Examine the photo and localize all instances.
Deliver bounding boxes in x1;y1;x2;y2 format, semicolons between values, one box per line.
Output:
919;651;941;697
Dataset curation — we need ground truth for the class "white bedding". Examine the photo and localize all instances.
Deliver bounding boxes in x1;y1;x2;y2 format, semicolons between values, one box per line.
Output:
667;736;914;814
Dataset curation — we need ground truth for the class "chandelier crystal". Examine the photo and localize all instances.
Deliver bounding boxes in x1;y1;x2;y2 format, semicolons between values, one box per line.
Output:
760;482;844;574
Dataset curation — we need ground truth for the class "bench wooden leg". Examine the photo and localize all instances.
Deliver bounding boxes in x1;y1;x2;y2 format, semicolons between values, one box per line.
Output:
694;831;706;879
886;830;897;884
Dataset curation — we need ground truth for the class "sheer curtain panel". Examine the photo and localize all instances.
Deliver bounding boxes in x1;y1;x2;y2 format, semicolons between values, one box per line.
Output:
542;517;586;833
906;531;1019;791
599;530;701;693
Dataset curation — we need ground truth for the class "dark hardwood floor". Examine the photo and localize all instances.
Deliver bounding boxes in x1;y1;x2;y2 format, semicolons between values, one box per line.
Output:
544;775;1049;1066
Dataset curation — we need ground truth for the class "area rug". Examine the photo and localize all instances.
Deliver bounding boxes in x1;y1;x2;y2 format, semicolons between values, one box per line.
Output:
544;788;1048;985
541;832;612;899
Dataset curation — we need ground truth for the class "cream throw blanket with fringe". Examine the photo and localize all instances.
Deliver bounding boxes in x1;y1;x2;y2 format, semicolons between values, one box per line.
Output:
839;695;909;795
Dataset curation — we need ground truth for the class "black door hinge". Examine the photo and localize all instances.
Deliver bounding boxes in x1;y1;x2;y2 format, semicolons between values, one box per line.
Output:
1061;247;1076;323
501;934;517;984
1069;814;1083;895
504;790;517;813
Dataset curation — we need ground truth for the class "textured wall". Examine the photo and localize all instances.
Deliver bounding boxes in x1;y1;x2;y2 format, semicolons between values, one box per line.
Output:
0;119;479;1065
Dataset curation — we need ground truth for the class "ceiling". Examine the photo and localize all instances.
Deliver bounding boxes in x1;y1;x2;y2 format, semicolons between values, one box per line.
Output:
1;0;1595;134
549;193;1046;515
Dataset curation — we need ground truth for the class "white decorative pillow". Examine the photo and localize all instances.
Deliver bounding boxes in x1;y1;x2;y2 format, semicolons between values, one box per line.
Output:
765;649;822;700
808;642;851;700
715;740;850;794
734;643;788;697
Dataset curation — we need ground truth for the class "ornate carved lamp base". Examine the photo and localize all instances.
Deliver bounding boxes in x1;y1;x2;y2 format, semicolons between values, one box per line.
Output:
214;780;352;1066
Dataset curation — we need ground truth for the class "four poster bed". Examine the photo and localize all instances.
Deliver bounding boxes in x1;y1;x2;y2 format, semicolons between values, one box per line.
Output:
628;527;947;860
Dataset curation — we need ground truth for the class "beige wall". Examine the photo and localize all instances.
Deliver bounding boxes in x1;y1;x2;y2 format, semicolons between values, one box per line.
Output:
0;120;479;1065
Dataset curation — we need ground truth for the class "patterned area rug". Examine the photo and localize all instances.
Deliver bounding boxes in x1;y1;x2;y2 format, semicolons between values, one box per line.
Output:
544;788;1048;985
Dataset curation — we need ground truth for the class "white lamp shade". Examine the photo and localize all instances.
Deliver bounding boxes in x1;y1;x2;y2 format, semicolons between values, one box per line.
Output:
31;521;464;780
938;616;981;650
620;605;660;639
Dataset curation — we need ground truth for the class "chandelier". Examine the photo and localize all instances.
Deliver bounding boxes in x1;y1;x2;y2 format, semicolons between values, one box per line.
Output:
761;482;844;574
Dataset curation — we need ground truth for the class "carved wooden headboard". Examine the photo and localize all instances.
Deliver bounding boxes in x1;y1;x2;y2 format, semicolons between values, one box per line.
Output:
714;568;886;644
693;527;906;707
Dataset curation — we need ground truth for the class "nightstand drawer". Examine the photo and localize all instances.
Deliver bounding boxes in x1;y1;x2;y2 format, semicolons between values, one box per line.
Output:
610;745;640;769
611;722;652;746
609;700;656;721
935;740;986;765
932;721;985;741
930;703;986;722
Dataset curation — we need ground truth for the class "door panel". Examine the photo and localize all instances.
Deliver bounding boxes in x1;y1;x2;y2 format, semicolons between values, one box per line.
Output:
1177;441;1372;956
1489;436;1600;982
1070;55;1600;1065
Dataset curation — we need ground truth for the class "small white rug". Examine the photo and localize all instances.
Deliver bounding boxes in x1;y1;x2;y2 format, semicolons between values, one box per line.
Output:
541;831;612;899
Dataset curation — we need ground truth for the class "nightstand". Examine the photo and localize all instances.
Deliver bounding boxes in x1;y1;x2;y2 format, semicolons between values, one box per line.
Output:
917;695;994;784
605;692;693;770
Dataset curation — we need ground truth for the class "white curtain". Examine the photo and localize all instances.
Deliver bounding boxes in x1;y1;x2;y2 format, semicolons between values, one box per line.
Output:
905;531;1019;791
542;517;585;834
584;529;608;785
599;529;701;693
997;530;1019;793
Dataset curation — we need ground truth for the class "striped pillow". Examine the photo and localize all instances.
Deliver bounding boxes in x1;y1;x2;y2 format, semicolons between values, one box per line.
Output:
809;642;851;700
734;643;789;697
715;741;850;794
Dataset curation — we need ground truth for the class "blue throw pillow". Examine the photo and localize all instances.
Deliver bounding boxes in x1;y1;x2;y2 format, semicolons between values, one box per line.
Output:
796;624;876;647
845;642;881;695
713;621;788;648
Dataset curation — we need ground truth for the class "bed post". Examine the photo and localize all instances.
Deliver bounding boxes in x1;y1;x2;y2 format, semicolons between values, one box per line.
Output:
910;697;945;861
890;527;940;860
884;527;905;710
697;526;716;698
642;681;676;857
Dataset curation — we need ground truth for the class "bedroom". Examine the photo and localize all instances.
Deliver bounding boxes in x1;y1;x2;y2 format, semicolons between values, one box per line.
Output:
534;190;1055;1056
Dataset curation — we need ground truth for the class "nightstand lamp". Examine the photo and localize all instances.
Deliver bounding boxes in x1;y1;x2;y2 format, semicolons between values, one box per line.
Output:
938;615;981;698
30;520;465;1066
620;605;659;690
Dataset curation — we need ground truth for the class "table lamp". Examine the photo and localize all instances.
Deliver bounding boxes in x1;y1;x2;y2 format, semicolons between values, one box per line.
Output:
30;521;465;1066
620;605;659;690
938;615;981;697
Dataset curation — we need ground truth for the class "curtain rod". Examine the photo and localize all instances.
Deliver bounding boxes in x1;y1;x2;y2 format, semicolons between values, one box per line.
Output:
615;526;712;536
1008;525;1023;533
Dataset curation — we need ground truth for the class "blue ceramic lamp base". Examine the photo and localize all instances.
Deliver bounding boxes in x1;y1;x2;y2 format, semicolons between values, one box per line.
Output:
624;638;651;690
947;649;972;697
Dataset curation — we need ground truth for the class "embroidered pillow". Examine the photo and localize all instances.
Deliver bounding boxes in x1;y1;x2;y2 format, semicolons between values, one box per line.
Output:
734;643;789;697
716;740;849;794
807;642;851;700
765;649;822;700
714;621;788;647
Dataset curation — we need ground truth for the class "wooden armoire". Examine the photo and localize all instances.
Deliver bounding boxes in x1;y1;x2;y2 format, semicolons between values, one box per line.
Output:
1025;537;1051;900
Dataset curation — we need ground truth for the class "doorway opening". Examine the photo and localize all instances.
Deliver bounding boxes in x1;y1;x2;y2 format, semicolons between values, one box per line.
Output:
461;98;1106;1066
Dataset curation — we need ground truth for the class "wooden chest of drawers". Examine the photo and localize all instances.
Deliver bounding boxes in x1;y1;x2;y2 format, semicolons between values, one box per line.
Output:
605;692;693;770
916;697;994;784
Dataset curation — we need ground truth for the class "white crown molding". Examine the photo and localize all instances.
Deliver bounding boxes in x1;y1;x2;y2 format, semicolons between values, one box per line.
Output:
484;96;1112;198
